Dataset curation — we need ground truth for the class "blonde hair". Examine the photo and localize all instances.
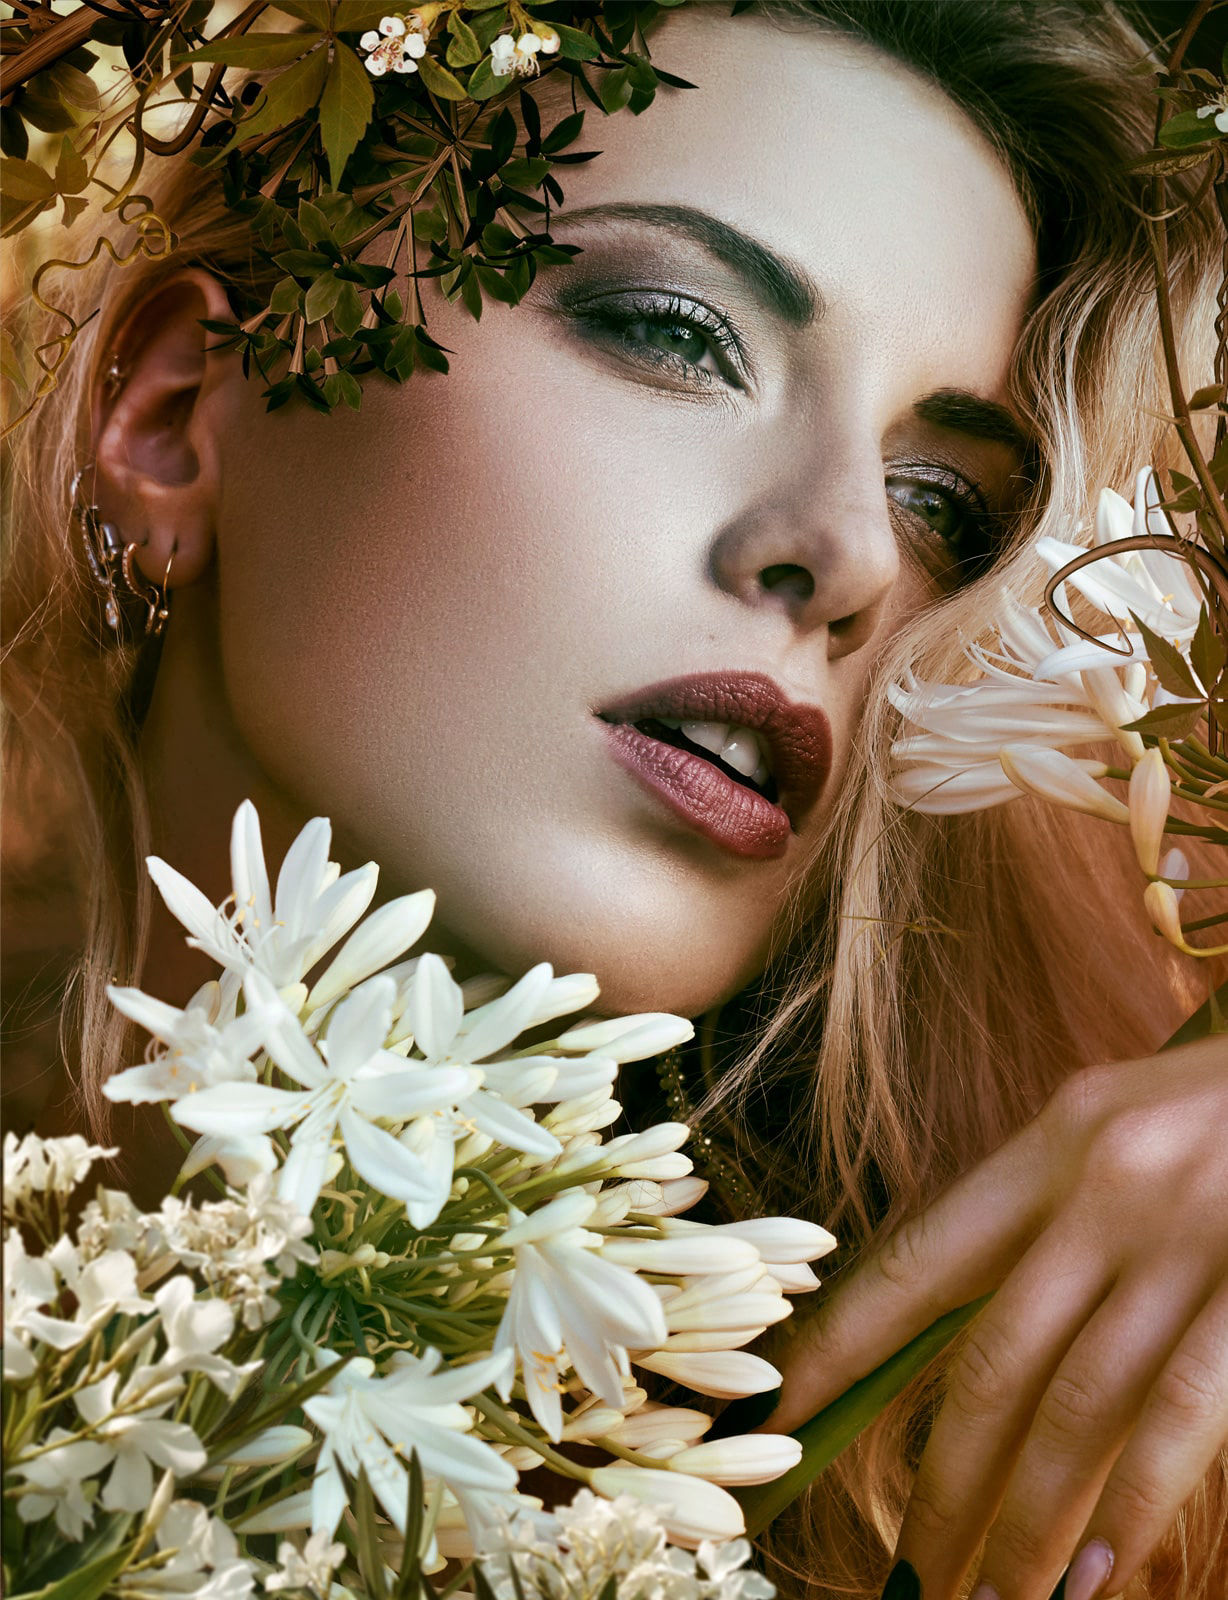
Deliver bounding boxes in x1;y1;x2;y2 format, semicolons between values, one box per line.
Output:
2;2;1224;1595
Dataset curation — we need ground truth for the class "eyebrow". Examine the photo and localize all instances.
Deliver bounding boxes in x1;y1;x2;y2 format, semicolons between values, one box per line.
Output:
554;200;822;327
555;201;1032;456
914;389;1030;455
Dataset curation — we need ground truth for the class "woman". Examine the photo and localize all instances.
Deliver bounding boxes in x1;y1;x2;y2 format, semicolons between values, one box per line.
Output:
2;2;1226;1597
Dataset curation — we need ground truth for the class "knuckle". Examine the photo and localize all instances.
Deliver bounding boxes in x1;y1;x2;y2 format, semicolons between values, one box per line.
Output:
1047;1061;1115;1136
1153;1347;1226;1423
903;1474;962;1544
988;1509;1050;1573
950;1325;1017;1420
1101;1460;1170;1526
874;1213;933;1295
1041;1370;1105;1441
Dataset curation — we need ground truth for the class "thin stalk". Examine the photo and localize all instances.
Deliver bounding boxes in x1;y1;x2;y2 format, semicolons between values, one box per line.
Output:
469;1395;590;1481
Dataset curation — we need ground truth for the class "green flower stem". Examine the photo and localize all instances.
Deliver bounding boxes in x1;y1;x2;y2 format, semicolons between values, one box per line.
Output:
469;1395;592;1482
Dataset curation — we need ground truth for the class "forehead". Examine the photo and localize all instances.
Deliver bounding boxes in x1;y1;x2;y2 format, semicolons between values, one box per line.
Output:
545;7;1036;399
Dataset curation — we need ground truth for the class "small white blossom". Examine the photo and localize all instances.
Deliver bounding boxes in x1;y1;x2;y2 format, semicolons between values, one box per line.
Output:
265;1529;346;1593
74;1371;207;1513
12;1428;113;1539
1197;97;1228;134
3;1132;117;1217
115;1500;256;1597
360;14;428;76
490;31;544;78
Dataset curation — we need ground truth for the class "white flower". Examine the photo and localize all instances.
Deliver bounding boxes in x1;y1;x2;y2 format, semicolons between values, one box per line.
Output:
115;1500;256;1597
360;13;428;76
1145;879;1186;947
147;800;378;994
633;1347;782;1399
492;1191;668;1440
12;1428;113;1539
303;1347;516;1538
555;1013;695;1061
103;977;263;1104
74;1371;207;1513
20;1244;151;1351
173;972;480;1217
145;1275;257;1398
265;1529;346;1594
1197;98;1228;134
3;1230;58;1379
489;31;544;78
3;1132;117;1216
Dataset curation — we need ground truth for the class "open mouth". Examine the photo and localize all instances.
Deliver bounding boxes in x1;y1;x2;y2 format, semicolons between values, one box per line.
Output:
615;715;781;807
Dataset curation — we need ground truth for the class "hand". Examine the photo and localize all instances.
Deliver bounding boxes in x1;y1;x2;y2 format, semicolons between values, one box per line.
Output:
763;1035;1228;1600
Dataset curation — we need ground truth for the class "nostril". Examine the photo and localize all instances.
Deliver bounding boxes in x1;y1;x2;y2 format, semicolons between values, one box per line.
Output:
758;563;814;602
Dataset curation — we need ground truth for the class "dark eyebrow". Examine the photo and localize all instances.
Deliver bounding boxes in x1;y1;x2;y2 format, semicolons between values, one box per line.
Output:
914;388;1030;455
554;201;822;327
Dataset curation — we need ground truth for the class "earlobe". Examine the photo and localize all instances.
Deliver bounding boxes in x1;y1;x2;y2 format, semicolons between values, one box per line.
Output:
91;269;236;588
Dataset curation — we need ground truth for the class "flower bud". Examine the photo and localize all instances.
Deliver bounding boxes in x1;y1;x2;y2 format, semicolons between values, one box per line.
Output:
999;746;1129;823
635;1348;781;1397
1158;846;1190;900
667;1434;802;1486
534;22;561;52
1128;748;1171;876
1144;880;1185;948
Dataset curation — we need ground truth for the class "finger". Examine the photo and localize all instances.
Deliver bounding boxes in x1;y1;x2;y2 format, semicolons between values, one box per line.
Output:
970;1267;1202;1600
889;1230;1112;1600
767;1120;1051;1431
1067;1280;1228;1600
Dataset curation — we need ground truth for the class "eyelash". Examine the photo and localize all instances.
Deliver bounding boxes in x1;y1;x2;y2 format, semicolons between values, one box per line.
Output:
565;291;1005;581
565;290;748;389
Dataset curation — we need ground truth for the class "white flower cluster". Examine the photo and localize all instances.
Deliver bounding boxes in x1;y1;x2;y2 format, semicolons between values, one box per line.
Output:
479;1490;776;1599
6;802;835;1595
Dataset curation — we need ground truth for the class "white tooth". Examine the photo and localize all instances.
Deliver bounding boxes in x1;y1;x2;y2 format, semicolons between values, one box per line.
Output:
751;758;771;788
655;716;685;730
719;727;762;779
680;721;730;757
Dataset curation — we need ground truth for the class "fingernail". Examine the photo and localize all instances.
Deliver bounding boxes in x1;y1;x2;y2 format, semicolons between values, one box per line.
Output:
1063;1540;1114;1600
881;1559;921;1600
712;1386;781;1437
969;1585;1000;1600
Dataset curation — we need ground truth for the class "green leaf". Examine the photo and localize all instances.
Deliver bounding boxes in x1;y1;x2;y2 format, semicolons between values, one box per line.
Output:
269;276;302;315
415;53;468;100
1120;702;1205;740
459;265;483;320
465;57;502;101
540;109;585;154
54;135;87;194
273;247;332;277
499;156;550;187
323;370;363;409
272;0;333;25
1132;611;1203;698
599;67;633;113
1;158;56;206
319;42;374;188
739;1296;993;1536
233;46;330;145
474;261;519;303
332;278;365;336
334;2;392;30
176;31;322;68
12;1543;133;1600
303;270;343;323
354;1468;392;1600
1159;107;1223;148
1190;606;1227;696
553;23;602;60
47;62;99;109
446;14;484;67
297;199;333;245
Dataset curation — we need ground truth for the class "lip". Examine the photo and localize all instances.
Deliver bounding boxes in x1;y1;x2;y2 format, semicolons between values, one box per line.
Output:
596;671;833;861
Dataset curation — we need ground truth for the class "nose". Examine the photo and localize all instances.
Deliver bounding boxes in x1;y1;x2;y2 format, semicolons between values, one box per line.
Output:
706;431;900;659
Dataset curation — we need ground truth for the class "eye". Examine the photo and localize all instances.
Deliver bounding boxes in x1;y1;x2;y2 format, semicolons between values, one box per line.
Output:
885;467;1000;587
561;290;747;391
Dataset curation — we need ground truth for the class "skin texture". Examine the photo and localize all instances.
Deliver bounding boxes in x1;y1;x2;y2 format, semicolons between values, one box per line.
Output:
87;9;1228;1598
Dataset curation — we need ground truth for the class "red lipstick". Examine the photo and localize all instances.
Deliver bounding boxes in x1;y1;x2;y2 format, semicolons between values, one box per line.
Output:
597;671;832;861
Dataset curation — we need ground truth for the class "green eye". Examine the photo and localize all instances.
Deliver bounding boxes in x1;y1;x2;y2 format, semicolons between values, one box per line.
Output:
629;317;710;364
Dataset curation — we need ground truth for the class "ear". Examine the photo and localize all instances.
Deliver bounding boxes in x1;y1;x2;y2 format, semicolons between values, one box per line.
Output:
91;270;237;588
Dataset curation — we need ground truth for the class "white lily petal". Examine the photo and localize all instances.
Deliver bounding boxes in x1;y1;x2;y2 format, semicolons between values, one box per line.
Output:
306;891;435;1011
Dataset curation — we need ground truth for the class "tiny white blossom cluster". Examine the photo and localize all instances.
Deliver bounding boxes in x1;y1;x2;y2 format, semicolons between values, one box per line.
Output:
888;468;1226;953
4;801;830;1596
478;1490;776;1599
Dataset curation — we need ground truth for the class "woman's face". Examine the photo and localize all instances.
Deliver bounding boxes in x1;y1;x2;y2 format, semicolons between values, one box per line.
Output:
187;9;1034;1017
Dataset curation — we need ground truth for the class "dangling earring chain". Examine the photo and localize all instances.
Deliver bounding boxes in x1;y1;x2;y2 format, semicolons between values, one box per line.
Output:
71;465;172;641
